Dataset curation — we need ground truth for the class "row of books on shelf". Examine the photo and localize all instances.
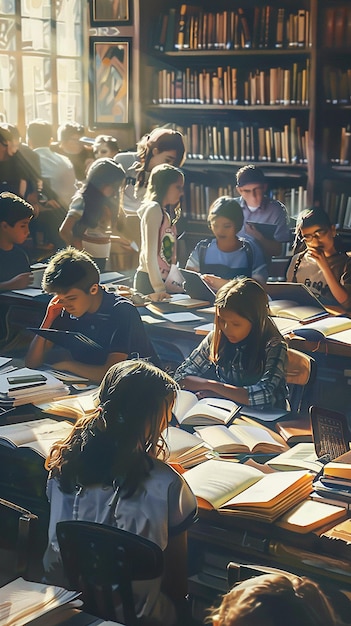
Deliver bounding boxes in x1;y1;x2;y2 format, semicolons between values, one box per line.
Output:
324;125;351;168
154;62;309;107
324;189;351;230
324;6;351;49
323;66;351;106
153;6;311;52
182;183;306;222
178;120;309;165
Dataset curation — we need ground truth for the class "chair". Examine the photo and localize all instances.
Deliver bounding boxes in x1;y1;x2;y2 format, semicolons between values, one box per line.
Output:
56;521;164;626
0;497;38;582
286;348;316;416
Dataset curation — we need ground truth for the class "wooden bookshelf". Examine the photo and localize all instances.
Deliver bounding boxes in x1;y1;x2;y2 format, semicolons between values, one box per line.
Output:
137;0;351;251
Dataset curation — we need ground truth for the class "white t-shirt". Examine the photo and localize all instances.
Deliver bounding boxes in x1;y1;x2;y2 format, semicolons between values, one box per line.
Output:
43;458;197;624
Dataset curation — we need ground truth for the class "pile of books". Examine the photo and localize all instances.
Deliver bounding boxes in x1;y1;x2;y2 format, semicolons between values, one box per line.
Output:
0;368;68;411
312;450;351;510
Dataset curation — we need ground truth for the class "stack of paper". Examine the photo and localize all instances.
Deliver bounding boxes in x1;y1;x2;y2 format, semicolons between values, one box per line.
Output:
0;367;68;410
0;577;80;626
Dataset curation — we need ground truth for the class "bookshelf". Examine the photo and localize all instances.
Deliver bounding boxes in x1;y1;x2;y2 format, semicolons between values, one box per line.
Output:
314;1;351;245
137;0;350;258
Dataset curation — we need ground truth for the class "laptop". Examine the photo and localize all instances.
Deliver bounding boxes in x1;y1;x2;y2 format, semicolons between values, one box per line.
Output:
310;406;350;461
266;282;329;319
179;269;216;304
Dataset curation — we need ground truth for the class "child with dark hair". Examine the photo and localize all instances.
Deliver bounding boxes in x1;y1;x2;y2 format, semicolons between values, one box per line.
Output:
174;277;288;409
114;127;186;257
209;572;337;626
185;195;267;290
235;164;290;259
0;192;34;290
25;247;158;382
59;158;126;270
93;134;120;159
43;358;197;625
286;207;351;311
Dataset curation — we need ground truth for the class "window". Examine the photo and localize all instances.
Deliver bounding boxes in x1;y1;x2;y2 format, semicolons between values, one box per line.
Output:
0;0;86;132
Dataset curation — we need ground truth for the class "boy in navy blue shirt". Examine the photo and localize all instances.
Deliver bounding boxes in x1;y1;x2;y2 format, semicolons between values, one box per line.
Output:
0;192;34;291
25;247;158;383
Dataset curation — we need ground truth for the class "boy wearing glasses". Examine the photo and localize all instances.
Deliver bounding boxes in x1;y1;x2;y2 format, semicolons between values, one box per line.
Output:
235;164;290;260
286;207;351;311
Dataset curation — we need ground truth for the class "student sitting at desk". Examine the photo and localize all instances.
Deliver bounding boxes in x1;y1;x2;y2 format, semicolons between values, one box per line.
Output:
0;191;34;291
286;207;351;311
185;196;267;291
25;247;158;383
43;359;197;625
174;277;288;410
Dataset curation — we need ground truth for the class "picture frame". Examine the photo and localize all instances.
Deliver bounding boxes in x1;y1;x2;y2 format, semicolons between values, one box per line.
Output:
90;0;132;26
89;37;132;127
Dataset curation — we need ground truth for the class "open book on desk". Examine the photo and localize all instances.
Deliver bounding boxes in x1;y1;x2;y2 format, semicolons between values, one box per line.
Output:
40;387;100;421
182;459;313;520
0;418;73;458
173;390;240;426
266;282;330;322
0;577;80;626
162;426;215;469
291;316;351;343
265;443;323;473
194;424;288;455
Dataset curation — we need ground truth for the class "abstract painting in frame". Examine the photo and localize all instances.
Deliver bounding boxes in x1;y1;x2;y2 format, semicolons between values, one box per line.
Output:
90;0;132;26
89;37;131;126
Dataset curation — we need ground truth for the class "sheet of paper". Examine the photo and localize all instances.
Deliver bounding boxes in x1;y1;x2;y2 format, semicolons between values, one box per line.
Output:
141;315;166;324
161;312;204;323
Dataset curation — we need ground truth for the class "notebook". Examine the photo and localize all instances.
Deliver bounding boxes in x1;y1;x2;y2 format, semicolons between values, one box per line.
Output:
180;269;216;304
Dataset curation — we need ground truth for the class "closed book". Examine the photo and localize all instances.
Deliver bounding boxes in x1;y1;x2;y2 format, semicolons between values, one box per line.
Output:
323;451;351;480
275;417;313;445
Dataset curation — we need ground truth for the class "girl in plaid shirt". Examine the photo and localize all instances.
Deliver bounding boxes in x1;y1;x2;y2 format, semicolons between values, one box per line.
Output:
174;277;288;410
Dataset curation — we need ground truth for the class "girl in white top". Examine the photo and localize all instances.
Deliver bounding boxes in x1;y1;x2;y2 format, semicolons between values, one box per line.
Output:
135;163;185;297
59;158;126;270
43;359;197;625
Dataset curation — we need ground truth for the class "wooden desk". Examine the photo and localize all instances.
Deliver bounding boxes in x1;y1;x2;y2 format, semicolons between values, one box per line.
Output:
188;509;351;622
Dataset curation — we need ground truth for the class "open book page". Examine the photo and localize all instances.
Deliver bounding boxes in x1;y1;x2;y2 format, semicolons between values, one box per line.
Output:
228;424;287;453
0;577;80;626
223;470;313;509
42;388;100;420
276;500;347;534
266;442;322;473
173;390;240;426
162;426;214;468
0;418;73;457
269;300;327;322
182;459;264;509
292;316;351;341
327;328;351;345
195;424;287;454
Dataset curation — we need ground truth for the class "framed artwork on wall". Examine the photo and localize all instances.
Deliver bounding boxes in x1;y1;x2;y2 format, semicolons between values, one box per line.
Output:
90;0;132;26
89;37;132;127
